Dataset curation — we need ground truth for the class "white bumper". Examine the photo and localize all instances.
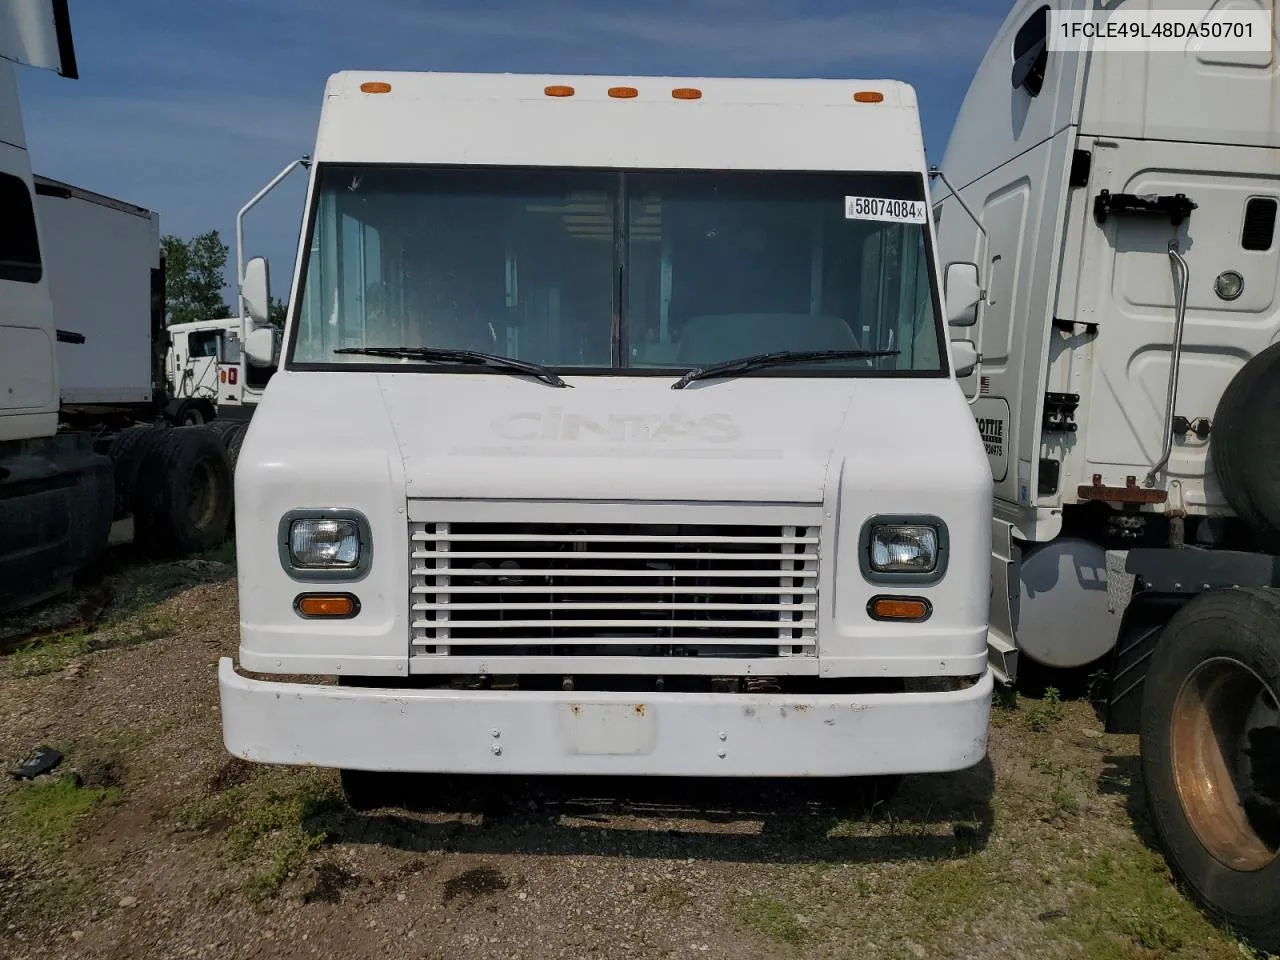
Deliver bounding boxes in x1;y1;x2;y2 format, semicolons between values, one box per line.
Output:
218;658;993;777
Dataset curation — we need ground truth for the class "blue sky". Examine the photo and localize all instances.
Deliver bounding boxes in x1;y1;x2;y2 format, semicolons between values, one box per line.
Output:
17;0;1007;307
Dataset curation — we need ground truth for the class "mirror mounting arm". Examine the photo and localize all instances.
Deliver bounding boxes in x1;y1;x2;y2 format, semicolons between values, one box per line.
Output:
929;166;988;298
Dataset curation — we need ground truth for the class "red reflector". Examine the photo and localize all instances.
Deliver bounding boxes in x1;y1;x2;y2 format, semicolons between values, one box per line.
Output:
228;368;238;385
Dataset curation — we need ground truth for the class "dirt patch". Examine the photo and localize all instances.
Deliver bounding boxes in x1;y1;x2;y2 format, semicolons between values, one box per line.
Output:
442;865;510;905
0;547;1273;960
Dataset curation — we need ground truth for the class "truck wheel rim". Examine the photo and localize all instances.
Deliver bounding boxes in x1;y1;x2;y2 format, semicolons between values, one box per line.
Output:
187;459;218;530
1171;656;1280;872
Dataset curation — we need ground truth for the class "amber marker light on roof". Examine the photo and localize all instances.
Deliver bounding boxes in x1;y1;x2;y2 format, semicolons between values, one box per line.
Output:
672;88;702;100
608;86;639;98
360;81;392;94
853;91;884;103
545;85;575;97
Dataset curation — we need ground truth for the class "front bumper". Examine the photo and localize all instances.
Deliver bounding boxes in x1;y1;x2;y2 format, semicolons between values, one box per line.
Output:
218;658;993;777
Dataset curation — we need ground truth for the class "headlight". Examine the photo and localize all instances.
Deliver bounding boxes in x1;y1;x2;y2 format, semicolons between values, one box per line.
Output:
859;516;948;583
290;519;360;568
870;524;938;573
278;510;372;580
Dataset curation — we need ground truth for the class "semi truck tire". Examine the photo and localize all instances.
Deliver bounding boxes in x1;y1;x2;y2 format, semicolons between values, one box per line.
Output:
208;419;241;441
1211;342;1280;543
1140;587;1280;952
225;422;248;474
133;426;233;555
106;423;169;520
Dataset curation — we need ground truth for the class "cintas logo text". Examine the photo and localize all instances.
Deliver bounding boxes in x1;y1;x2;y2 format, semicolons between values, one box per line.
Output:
492;408;743;443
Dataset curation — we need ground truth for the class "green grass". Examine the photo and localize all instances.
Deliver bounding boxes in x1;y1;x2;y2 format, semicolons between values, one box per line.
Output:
2;775;118;847
1024;686;1065;732
1045;846;1247;959
188;772;343;899
731;893;812;947
9;612;176;677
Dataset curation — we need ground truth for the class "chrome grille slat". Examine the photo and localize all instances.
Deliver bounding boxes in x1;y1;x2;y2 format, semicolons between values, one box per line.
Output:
408;518;820;663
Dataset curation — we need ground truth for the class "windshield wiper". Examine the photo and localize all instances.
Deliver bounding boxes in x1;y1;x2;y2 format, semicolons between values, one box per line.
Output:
671;348;900;390
333;346;570;388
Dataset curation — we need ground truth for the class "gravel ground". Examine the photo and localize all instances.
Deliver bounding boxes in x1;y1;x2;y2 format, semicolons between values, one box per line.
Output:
0;555;1269;960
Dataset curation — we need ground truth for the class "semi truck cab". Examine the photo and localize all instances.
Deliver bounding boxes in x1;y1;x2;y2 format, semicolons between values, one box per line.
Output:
218;72;994;796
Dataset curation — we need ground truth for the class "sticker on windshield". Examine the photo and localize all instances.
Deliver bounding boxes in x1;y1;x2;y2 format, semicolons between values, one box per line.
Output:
844;196;927;224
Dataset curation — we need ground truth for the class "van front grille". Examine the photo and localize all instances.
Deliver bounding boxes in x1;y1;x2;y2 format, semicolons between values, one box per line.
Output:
408;520;819;662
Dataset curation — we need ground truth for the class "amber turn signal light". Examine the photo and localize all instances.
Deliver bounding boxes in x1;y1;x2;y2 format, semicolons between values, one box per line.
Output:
853;91;884;103
360;81;392;94
867;596;931;622
295;594;360;619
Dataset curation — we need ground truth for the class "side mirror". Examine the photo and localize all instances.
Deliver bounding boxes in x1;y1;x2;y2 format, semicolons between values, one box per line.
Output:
242;256;271;325
245;327;276;368
944;262;982;327
950;339;979;378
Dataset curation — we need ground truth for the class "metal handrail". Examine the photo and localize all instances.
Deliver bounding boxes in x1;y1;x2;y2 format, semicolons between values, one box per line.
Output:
1144;240;1191;487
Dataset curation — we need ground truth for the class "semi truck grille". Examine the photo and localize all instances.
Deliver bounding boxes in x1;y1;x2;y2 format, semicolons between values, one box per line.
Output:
409;520;819;660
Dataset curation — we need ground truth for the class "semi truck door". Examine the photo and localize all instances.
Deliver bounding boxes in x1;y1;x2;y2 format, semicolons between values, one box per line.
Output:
1081;140;1280;510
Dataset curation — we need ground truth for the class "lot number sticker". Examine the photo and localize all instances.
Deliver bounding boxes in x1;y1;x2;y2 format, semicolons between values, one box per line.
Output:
844;196;927;224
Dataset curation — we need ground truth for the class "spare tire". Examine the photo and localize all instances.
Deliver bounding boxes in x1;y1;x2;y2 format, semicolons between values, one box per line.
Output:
106;423;169;520
133;426;233;555
1211;341;1280;543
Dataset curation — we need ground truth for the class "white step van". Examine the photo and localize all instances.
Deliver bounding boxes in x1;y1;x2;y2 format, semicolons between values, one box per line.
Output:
217;72;994;803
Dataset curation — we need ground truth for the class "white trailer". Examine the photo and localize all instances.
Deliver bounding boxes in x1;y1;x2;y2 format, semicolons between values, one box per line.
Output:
0;1;233;612
932;0;1280;949
35;175;163;409
218;71;994;806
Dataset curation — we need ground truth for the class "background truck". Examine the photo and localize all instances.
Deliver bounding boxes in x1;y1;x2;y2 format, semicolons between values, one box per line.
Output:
219;69;994;811
165;158;308;439
931;0;1280;949
0;0;233;612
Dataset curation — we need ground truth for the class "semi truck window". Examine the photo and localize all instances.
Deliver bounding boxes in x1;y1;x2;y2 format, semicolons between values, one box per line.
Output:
291;165;944;375
1012;5;1050;97
0;173;43;284
1242;197;1277;251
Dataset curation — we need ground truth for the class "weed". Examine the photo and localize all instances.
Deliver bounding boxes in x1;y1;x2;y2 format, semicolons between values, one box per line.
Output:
993;684;1019;712
1045;847;1242;960
731;893;811;947
1025;686;1064;732
189;773;342;899
1;775;117;847
10;632;91;677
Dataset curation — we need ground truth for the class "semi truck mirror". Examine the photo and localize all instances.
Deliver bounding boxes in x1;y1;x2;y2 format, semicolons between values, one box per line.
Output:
245;327;276;368
950;339;978;378
944;262;981;327
242;256;271;325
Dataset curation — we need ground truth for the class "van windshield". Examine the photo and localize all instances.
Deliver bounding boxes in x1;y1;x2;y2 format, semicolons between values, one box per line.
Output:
289;164;944;376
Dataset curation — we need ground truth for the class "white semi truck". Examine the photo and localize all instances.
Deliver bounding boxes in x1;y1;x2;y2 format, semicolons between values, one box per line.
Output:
218;70;994;806
932;0;1280;948
0;1;233;611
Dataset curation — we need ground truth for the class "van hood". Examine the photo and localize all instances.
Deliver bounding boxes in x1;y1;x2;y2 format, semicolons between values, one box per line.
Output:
373;373;860;503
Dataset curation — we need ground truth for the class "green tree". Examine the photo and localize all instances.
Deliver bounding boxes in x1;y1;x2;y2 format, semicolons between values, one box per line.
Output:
162;230;230;325
268;296;287;328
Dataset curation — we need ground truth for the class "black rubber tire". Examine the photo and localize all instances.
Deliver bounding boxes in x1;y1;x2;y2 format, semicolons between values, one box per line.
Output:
177;399;208;426
106;423;169;519
1211;342;1280;543
1140;587;1280;953
207;419;241;441
133;426;233;555
225;422;248;475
